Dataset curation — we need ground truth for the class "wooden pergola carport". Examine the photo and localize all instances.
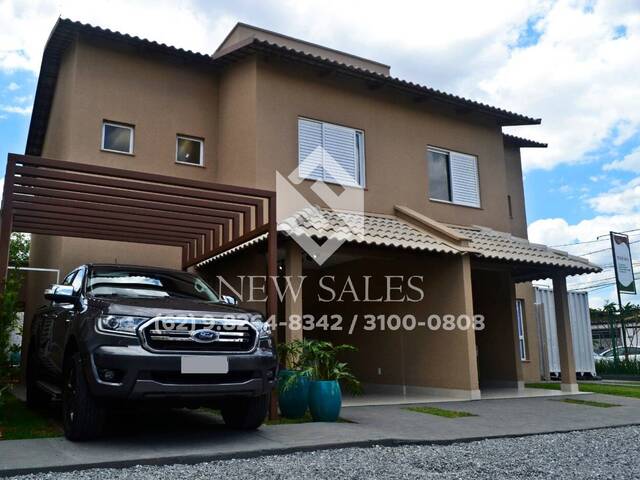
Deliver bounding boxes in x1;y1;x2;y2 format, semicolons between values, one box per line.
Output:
0;153;278;322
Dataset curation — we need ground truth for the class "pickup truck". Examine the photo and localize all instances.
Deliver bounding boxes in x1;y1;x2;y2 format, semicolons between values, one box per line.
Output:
26;264;277;440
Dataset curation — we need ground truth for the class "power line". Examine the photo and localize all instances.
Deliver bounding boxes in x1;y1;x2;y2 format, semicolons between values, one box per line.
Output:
550;230;640;248
599;260;640;269
576;239;640;257
570;274;640;292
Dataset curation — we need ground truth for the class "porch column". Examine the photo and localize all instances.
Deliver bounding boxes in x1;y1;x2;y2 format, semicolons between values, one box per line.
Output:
461;256;481;399
552;273;578;392
284;241;304;348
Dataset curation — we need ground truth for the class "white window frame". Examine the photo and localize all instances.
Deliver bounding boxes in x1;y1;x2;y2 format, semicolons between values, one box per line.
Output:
101;121;134;155
515;298;527;361
427;146;481;208
175;135;204;167
298;117;366;188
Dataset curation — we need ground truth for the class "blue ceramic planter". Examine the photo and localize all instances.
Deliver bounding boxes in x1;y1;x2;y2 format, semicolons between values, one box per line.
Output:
277;369;310;419
309;380;342;422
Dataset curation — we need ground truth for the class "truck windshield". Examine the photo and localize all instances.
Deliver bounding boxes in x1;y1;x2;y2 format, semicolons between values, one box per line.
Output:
87;267;220;301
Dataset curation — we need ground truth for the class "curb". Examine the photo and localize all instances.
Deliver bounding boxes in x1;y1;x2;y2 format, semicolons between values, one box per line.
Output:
2;423;640;477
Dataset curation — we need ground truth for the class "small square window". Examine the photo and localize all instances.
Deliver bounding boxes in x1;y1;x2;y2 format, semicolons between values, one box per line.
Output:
176;136;203;166
102;122;134;154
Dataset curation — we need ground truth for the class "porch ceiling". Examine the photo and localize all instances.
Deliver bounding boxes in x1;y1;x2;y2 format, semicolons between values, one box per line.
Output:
1;154;276;270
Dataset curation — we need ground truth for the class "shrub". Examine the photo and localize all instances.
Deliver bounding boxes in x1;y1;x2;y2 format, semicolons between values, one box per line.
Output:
595;358;640;376
280;339;361;394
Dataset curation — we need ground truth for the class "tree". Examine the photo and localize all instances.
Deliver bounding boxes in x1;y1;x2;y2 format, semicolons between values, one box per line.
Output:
9;233;30;269
0;233;31;399
590;300;640;357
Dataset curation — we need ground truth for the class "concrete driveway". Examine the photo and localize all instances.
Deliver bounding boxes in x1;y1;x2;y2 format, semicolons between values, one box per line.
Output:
1;393;640;477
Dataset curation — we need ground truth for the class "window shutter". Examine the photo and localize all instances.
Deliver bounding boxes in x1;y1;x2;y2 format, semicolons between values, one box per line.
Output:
450;152;480;207
322;123;359;186
298;119;323;180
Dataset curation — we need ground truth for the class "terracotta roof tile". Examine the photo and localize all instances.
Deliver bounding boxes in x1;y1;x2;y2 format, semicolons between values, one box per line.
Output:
449;224;600;272
279;208;463;255
280;209;601;273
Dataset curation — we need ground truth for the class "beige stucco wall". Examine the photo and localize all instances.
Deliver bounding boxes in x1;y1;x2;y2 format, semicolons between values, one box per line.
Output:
253;59;513;232
504;144;528;238
217;24;390;76
300;247;479;393
45;37;219;179
215;57;258;186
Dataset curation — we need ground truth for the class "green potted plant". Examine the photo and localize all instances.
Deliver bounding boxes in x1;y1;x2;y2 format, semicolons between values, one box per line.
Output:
276;340;310;418
287;340;361;422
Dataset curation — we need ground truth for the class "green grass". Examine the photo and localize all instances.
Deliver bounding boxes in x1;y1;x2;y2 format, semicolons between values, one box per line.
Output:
266;412;315;425
559;398;620;408
405;406;476;418
267;412;353;425
0;393;62;440
527;382;640;399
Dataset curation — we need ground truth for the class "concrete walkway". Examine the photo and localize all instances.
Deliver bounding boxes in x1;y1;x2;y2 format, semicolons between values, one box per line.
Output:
343;386;579;407
1;393;639;477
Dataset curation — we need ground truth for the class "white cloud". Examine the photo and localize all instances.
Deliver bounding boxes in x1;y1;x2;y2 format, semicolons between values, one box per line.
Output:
603;146;640;172
0;0;237;74
6;82;19;91
528;213;640;307
483;1;640;171
1;104;32;116
529;214;640;249
588;177;640;214
12;95;31;104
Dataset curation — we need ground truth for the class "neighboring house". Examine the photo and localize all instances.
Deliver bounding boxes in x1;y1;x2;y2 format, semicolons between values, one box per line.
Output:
19;19;600;399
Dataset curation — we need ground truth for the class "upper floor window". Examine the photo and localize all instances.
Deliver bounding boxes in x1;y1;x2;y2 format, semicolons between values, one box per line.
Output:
176;135;204;166
298;118;365;187
427;147;480;208
102;121;134;154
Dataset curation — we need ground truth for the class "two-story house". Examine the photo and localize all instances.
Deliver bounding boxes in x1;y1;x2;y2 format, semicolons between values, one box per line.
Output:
14;19;599;401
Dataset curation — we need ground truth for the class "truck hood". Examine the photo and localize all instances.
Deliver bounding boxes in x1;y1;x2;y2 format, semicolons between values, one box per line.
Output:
88;296;262;319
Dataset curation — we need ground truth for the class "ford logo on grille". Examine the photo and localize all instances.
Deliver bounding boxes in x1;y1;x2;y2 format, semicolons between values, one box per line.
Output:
190;329;219;343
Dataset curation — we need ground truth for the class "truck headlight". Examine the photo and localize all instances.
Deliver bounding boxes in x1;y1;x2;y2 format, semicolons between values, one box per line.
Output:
250;317;272;338
97;315;147;336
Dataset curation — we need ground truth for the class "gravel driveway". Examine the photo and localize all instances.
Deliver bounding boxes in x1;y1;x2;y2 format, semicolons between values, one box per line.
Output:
10;426;639;479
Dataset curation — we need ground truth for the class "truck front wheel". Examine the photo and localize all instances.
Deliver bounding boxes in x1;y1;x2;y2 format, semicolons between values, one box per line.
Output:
62;353;105;441
221;394;268;430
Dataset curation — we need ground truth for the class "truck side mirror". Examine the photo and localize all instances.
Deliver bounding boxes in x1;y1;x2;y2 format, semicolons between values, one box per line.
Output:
221;295;238;305
44;284;78;305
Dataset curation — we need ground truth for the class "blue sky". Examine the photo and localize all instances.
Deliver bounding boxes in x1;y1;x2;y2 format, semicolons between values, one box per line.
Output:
0;72;33;172
0;0;639;307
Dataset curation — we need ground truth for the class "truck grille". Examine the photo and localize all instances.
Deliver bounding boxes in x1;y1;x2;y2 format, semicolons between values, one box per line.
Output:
139;317;258;353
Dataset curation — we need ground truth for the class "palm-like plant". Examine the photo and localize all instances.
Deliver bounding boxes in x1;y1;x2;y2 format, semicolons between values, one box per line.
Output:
281;339;361;394
276;339;305;369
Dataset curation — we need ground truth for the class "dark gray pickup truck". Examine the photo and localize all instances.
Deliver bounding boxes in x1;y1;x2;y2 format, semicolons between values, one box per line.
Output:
26;264;276;440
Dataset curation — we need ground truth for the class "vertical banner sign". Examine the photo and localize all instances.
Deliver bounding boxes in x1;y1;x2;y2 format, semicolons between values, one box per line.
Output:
610;232;636;294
